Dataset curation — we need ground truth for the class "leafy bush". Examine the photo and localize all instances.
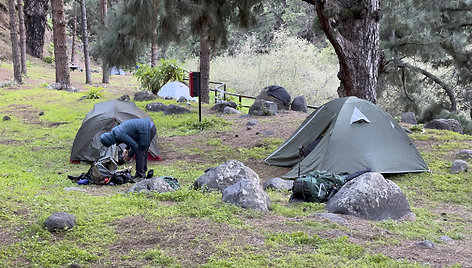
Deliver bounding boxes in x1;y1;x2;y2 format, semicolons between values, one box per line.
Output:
84;87;104;99
134;59;185;94
43;56;54;64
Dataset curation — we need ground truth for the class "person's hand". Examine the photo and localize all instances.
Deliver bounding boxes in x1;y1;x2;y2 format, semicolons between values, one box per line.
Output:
123;149;130;162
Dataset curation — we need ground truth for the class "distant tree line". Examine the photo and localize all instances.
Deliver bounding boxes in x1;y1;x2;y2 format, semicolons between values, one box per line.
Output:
6;0;472;117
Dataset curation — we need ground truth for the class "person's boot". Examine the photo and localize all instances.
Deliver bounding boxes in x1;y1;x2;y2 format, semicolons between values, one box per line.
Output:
133;174;145;182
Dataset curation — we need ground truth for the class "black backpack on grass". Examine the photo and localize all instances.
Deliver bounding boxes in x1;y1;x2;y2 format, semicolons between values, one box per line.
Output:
289;171;345;203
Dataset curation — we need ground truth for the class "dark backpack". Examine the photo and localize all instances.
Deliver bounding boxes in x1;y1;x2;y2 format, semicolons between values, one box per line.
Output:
88;157;118;184
290;171;345;203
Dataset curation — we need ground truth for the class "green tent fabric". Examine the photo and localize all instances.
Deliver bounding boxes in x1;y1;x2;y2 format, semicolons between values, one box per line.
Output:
265;97;428;178
70;100;160;163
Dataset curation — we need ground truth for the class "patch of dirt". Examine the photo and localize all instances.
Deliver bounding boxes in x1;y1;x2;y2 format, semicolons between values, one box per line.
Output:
107;216;266;267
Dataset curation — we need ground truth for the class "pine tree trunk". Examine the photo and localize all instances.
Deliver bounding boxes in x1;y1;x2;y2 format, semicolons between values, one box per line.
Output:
24;0;48;58
151;42;158;67
80;0;92;84
71;15;76;64
199;22;211;104
314;0;381;103
100;0;109;84
18;0;27;76
7;0;22;83
151;29;158;67
51;0;70;89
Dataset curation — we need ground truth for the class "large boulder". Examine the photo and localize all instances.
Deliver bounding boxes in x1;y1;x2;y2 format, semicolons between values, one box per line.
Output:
263;177;293;191
163;104;191;115
212;101;237;113
451;159;468;174
44;212;76;232
134;90;158;101
325;173;412;221
125;178;175;193
401;112;417;124
455;149;472;160
290;95;308;113
249;100;278;116
146;102;167;112
193;160;259;192
256;85;291;110
222;179;271;212
424;118;463;133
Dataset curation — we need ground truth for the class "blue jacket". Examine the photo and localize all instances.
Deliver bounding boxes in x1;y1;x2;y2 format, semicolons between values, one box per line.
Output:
100;118;154;158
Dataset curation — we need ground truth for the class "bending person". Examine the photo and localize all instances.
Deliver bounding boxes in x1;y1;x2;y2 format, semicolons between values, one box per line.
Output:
100;118;156;180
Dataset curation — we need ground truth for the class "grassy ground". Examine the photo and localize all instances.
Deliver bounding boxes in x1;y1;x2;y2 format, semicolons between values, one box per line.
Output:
0;59;471;268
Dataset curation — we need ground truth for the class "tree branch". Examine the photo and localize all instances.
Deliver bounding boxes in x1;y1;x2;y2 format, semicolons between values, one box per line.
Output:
396;60;457;111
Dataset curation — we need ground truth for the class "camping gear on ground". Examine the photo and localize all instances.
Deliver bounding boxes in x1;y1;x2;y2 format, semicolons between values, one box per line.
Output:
289;168;371;203
70;100;161;163
158;81;195;101
265;97;429;178
68;156;134;185
161;176;180;190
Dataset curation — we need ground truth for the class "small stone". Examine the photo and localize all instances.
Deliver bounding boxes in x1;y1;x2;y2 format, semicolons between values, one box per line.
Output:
246;119;259;126
417;241;434;249
39;111;44;116
451;159;468;174
439;236;454;244
2;115;11;121
246;126;252;131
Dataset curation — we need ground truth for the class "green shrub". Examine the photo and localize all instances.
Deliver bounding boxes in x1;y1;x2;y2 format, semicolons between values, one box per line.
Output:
84;86;104;99
134;59;185;94
43;56;54;64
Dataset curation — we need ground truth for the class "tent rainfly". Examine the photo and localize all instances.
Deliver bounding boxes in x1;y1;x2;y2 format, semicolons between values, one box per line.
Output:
265;97;429;178
70;100;161;163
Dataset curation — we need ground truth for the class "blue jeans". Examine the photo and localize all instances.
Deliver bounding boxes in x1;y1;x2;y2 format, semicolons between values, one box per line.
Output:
135;124;156;177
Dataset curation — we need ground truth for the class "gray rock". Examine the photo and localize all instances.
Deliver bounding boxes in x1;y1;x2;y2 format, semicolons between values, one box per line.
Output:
212;101;237;113
223;106;241;114
193;160;260;192
146;102;167;112
118;95;130;102
164;104;191;115
424;118;463;133
455;149;472;160
246;119;259;126
177;96;187;103
39;111;44;116
3;115;11;121
125;178;175;193
401;112;417;124
134;90;157;101
315;213;348;225
44;212;76;232
249;99;278;116
417;241;434;249
451;159;468;174
325;173;412;221
439;236;454;244
256;85;291;110
222;179;271;212
399;212;417;222
49;82;62;90
263;177;293;191
291;95;308;113
259;131;275;136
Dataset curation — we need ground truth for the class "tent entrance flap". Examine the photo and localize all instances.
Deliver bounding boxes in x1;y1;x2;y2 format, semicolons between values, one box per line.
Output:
264;109;334;167
301;125;330;158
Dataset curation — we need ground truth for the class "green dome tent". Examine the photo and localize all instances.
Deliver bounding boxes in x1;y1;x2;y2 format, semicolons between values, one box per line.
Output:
70;100;161;163
265;97;428;178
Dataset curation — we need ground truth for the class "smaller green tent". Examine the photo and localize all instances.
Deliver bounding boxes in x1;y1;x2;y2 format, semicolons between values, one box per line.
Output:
265;97;428;178
70;100;160;163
